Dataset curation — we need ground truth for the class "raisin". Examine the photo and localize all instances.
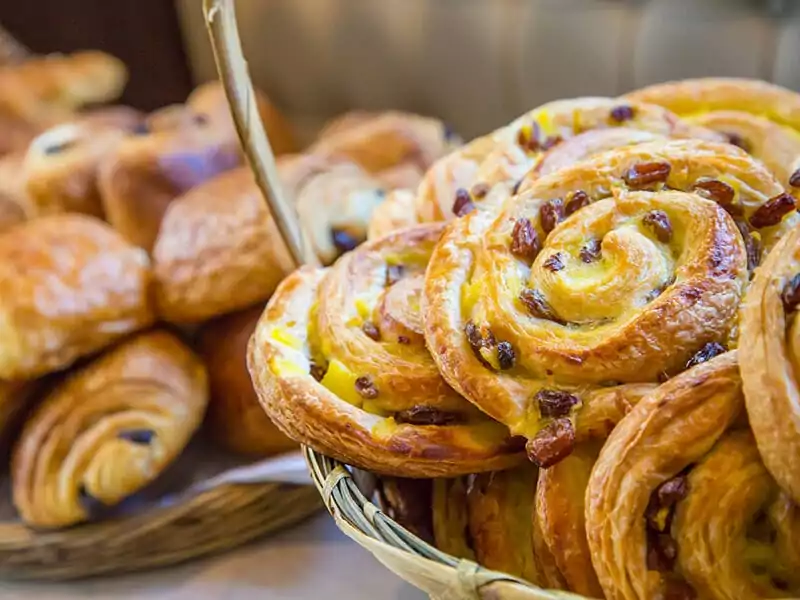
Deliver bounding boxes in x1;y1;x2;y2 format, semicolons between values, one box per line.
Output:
656;476;688;507
565;190;590;216
782;273;800;312
624;161;672;188
510;218;541;262
543;253;565;272
540;198;564;233
452;188;475;217
642;210;673;243
355;376;379;399
385;264;405;286
310;362;327;381
685;342;725;368
541;135;562;150
691;179;737;215
470;182;490;199
496;341;516;370
118;429;155;445
610;105;635;123
790;168;800;188
580;238;602;263
525;418;575;468
723;131;751;153
362;322;381;341
331;227;360;254
749;193;796;228
735;220;761;272
395;406;462;425
648;533;678;571
465;320;485;351
517;123;541;151
534;389;579;418
519;288;563;323
397;336;410;344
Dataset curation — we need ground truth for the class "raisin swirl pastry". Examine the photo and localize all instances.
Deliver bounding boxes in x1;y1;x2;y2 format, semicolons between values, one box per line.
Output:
586;351;800;599
625;78;800;190
367;189;419;240
12;331;208;528
414;98;721;223
740;221;800;505
248;224;523;477
423;139;796;464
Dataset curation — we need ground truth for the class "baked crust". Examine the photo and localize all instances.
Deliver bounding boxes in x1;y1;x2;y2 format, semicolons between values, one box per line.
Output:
248;225;524;477
11;330;207;528
423;140;766;442
367;189;419;240
0;214;154;380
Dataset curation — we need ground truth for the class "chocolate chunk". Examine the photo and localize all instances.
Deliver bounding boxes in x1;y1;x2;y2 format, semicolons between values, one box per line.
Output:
310;362;327;381
565;190;590;216
691;179;737;215
642;210;673;243
452;188;475;217
118;429;155;445
510;218;541;263
609;105;635;123
624;161;672;188
685;342;726;369
525;418;575;468
749;193;796;229
355;376;379;399
580;238;602;263
543;252;565;272
331;227;360;254
723;131;750;153
496;341;516;370
540;198;565;233
782;273;800;312
470;182;490;199
735;220;761;272
534;389;579;418
395;406;462;426
362;322;381;341
519;288;563;323
790;168;800;188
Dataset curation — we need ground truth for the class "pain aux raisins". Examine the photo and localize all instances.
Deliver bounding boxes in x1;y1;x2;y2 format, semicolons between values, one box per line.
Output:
642;210;673;243
749;193;796;229
540;198;565;233
624;161;672;188
685;342;726;369
534;389;579;418
452;188;475;217
510;218;541;262
525;418;575;467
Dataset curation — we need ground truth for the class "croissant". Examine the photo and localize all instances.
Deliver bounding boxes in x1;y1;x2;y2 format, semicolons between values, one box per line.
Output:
740;220;800;505
422;139;798;465
98;102;242;251
413;97;722;223
586;351;800;599
198;306;296;456
249;224;523;477
0;214;154;380
152;167;295;324
12;331;208;528
625;78;800;190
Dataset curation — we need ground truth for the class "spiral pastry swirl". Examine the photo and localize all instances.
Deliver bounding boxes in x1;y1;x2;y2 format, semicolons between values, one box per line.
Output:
740;221;800;505
249;224;523;477
586;351;800;600
12;331;208;528
423;139;797;462
414;97;721;223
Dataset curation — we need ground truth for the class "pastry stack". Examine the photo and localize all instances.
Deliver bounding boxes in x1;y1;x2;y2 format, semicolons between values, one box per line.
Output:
250;79;800;600
0;50;455;529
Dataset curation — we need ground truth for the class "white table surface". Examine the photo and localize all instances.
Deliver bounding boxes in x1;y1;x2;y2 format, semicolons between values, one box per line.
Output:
0;514;427;600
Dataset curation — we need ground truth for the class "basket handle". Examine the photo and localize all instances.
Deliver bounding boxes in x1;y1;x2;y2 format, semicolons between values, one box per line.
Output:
203;0;317;269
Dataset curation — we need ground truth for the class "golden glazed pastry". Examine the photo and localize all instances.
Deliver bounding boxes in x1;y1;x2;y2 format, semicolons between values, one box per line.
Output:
740;221;800;505
413;97;722;223
625;78;800;190
422;139;798;465
152;167;295;323
23;108;143;217
12;331;208;528
586;351;800;599
198;306;296;456
0;214;154;380
312;111;457;175
98;103;242;251
248;224;524;477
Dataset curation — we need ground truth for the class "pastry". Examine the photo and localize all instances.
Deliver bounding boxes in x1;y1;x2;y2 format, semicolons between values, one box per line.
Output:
312;111;456;175
373;162;425;191
432;477;477;561
23;108;143;217
279;153;389;265
12;330;208;528
248;224;524;477
740;220;800;504
625;78;800;189
152;167;295;323
377;477;434;543
422;139;795;464
198;306;296;456
413;97;722;223
0;214;154;380
586;351;800;599
0;151;30;229
98;102;242;251
187;81;296;156
367;189;419;240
